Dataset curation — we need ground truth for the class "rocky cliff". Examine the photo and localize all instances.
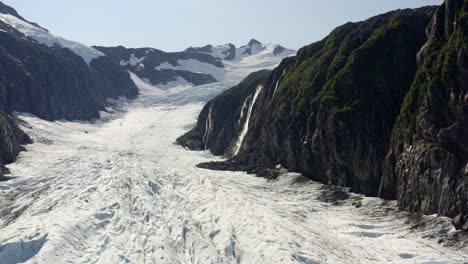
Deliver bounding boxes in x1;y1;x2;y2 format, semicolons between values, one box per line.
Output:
0;2;138;121
0;113;31;181
178;4;468;229
381;0;468;230
176;70;271;155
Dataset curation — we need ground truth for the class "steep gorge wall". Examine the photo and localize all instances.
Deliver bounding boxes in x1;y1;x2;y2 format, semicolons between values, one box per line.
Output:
0;4;138;121
180;7;436;190
381;0;468;229
178;4;468;228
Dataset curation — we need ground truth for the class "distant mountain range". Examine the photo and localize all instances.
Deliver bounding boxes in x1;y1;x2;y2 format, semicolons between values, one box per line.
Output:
95;40;295;90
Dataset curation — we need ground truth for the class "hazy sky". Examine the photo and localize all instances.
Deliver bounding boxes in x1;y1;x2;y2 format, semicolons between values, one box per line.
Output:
3;0;443;51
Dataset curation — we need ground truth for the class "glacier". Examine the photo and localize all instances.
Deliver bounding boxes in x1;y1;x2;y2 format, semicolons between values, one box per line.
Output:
0;79;467;263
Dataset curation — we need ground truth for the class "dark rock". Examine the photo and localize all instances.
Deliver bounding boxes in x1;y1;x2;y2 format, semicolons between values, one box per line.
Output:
185;43;236;61
273;45;286;56
241;39;265;55
0;1;47;31
0;112;31;181
382;0;468;224
185;45;214;54
222;44;237;61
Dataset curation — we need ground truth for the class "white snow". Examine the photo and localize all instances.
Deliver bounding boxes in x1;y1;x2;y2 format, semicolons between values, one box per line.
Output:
156;59;226;81
129;72;165;95
235;43;294;61
130;71;193;95
0;14;104;65
120;54;146;67
154;43;294;87
201;44;234;60
232;85;263;156
0;80;466;263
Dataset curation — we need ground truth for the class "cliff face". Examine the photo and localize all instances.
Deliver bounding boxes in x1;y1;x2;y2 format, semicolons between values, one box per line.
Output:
381;0;468;229
180;7;436;188
177;4;468;228
238;7;436;195
0;4;138;121
176;70;271;155
0;113;31;181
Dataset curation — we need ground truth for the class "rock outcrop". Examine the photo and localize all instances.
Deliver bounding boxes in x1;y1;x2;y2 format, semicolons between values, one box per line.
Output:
94;46;222;88
176;70;271;155
178;4;468;228
0;113;31;181
381;0;468;229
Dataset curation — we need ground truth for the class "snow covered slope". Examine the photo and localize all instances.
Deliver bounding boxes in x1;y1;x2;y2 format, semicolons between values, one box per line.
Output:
0;2;138;121
0;81;466;264
185;39;295;61
0;13;103;65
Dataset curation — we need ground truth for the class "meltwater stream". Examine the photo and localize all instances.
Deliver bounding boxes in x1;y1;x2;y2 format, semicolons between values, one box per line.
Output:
0;81;467;264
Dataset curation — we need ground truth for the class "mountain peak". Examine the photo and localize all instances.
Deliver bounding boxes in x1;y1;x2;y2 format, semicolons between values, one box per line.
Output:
0;1;48;31
247;39;262;46
0;1;21;18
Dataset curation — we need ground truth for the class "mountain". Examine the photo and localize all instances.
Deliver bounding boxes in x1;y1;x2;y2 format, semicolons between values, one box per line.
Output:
0;1;138;179
95;40;295;90
178;1;468;230
0;5;138;121
184;39;295;61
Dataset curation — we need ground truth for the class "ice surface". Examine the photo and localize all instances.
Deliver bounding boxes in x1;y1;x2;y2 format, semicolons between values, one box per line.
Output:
0;79;466;263
0;14;104;65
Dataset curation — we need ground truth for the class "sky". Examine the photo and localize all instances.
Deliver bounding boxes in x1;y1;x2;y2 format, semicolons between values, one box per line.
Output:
3;0;444;52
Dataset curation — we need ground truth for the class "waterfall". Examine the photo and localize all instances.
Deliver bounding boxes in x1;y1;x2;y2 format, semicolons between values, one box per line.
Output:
232;85;264;156
273;69;286;96
237;96;250;126
273;80;280;95
203;105;213;150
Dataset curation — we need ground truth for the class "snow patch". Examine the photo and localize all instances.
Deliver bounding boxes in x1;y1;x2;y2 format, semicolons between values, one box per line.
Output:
156;59;225;81
120;53;146;66
129;71;165;96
